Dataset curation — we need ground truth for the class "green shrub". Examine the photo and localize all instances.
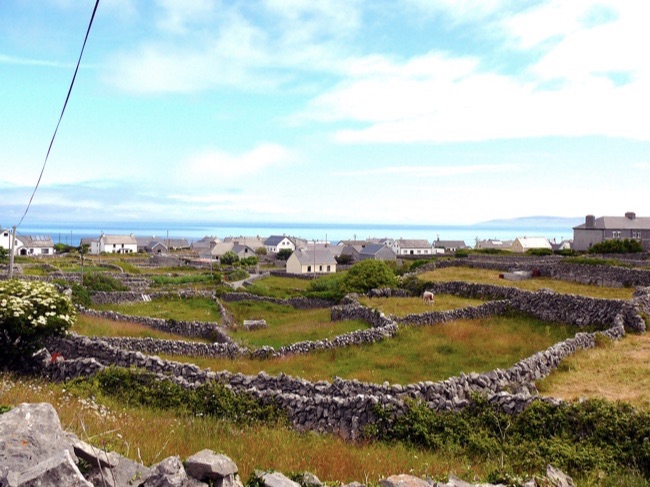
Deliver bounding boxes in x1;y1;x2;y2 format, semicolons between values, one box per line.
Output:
83;273;129;292
277;249;293;261
369;396;650;480
589;238;643;254
0;280;75;369
221;251;240;265
306;272;346;301
526;248;553;256
70;368;286;425
341;260;396;294
228;269;249;282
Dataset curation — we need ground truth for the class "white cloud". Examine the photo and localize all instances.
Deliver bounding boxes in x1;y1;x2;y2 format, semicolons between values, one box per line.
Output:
180;143;296;185
334;163;520;178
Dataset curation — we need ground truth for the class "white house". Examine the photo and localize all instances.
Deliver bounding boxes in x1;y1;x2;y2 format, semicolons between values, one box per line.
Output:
1;230;54;256
511;236;552;253
264;235;296;254
90;234;138;254
286;249;337;275
392;239;433;256
17;235;55;256
0;228;23;255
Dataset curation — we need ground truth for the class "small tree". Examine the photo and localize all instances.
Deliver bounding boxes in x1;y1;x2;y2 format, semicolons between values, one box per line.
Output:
0;280;75;369
335;254;354;265
590;238;644;254
0;246;7;263
342;259;396;294
255;247;268;256
277;249;293;261
220;251;239;265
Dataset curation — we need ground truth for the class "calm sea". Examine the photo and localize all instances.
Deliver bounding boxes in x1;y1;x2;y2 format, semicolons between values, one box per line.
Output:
15;221;577;248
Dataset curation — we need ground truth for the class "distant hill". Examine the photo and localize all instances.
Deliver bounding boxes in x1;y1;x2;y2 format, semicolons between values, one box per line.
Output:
476;216;582;229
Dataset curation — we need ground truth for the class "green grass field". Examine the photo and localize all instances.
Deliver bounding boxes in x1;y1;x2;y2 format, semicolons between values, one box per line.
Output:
419;267;635;299
358;295;486;317
162;313;575;384
93;296;222;322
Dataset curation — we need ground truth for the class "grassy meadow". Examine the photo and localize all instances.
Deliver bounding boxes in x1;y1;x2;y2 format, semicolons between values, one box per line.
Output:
418;266;635;300
4;259;650;485
93;296;222;322
538;332;650;410
160;313;576;384
358;295;486;317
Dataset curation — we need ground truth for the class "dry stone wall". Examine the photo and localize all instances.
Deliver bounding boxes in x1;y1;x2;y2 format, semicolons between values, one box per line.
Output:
424;257;650;288
78;306;233;343
221;292;333;309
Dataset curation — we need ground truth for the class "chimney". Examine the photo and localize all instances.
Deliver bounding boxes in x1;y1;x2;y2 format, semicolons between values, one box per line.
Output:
585;215;595;228
625;212;636;220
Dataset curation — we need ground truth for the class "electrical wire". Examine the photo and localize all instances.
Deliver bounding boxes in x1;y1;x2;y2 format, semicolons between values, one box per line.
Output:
15;0;101;229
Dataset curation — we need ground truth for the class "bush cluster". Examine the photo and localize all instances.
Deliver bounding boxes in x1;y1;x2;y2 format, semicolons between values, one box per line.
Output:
71;367;286;425
369;396;650;481
0;280;75;369
589;238;644;254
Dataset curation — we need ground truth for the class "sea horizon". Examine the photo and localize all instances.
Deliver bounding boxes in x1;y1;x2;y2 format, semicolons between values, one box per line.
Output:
12;219;580;248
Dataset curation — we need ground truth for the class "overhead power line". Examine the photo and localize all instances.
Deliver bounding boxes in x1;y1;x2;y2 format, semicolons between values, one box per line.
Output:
15;0;101;229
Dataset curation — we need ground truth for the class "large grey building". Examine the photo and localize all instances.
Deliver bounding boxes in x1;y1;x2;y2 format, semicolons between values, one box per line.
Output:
572;212;650;251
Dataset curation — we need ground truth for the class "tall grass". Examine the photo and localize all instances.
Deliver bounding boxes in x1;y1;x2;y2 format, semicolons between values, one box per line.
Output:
246;276;312;299
94;297;221;322
225;302;369;348
538;333;650;410
358;295;485;317
419;267;635;300
72;315;210;342
0;373;482;484
162;313;575;384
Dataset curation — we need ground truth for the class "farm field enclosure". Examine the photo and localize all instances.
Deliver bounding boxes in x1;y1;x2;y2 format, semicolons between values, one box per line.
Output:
4;255;650;485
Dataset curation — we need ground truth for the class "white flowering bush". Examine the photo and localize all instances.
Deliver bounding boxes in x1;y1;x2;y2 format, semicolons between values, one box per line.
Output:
0;279;75;369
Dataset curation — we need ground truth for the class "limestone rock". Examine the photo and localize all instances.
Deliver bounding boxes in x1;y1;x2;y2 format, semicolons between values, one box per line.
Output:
296;472;322;487
85;452;151;487
3;449;92;487
184;449;238;480
546;465;575;487
255;471;301;487
140;456;188;487
380;474;432;487
0;403;77;476
73;439;119;469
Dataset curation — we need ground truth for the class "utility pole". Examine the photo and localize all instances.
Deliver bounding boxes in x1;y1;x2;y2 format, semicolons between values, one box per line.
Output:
8;226;16;279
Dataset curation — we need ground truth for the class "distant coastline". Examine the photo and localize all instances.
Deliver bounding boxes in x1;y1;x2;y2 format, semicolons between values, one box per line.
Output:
14;217;580;248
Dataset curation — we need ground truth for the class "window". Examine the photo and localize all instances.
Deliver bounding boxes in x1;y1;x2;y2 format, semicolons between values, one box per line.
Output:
613;231;622;239
319;265;323;271
327;265;331;272
307;265;311;272
633;231;641;239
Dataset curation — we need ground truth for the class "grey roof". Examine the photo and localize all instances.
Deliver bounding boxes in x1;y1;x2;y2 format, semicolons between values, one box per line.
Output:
101;235;137;245
394;239;431;248
433;240;467;248
292;249;337;265
264;235;294;246
20;235;54;248
574;215;650;230
359;243;394;256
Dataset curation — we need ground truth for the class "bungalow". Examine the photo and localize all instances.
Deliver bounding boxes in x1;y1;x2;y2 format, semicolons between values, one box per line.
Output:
17;235;55;256
264;235;297;254
223;236;266;251
511;236;552;253
476;239;512;251
206;242;256;261
191;236;221;254
359;244;397;262
286;249;337;275
433;239;467;254
573;212;650;251
392;239;432;256
90;234;138;254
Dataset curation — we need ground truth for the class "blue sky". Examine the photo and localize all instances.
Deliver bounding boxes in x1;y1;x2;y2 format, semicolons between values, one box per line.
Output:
1;0;648;227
